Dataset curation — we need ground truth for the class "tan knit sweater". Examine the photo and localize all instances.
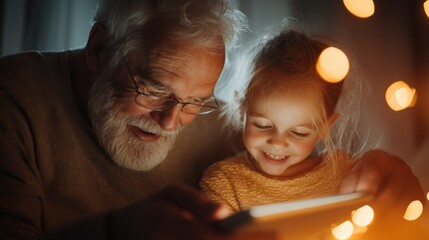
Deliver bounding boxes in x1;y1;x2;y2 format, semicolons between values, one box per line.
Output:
200;151;356;213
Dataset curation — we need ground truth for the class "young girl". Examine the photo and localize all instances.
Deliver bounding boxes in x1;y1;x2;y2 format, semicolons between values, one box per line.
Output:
200;29;366;215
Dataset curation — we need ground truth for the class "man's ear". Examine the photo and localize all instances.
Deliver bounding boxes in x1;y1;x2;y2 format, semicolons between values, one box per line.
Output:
86;22;108;73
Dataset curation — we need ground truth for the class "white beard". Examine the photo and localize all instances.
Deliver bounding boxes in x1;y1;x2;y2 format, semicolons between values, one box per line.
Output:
87;68;182;171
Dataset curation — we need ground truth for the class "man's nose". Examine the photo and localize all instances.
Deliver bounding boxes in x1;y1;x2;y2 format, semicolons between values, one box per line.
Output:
150;105;182;131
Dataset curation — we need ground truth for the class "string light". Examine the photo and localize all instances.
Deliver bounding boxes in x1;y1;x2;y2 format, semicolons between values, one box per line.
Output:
344;0;428;18
351;205;374;227
385;81;416;111
408;89;417;107
424;0;429;18
331;220;354;240
343;0;375;18
316;47;349;83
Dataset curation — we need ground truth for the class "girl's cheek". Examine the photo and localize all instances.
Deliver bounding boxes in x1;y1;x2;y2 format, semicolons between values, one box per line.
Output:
297;139;318;153
244;130;266;147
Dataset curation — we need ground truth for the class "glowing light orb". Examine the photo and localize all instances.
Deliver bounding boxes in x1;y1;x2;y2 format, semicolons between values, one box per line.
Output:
385;81;416;111
408;89;418;107
395;88;411;108
403;200;423;221
343;0;375;18
316;47;350;83
424;1;429;18
427;192;429;201
351;205;374;227
332;220;354;240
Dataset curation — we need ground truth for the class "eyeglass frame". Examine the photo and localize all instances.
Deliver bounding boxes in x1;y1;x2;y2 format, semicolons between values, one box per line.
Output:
120;54;219;115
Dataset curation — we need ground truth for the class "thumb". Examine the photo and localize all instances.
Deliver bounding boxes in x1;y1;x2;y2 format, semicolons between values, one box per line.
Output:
339;163;361;194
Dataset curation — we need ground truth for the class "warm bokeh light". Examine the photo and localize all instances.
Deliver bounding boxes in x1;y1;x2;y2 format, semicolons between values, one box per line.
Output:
408;89;417;107
332;220;354;240
427;192;429;201
343;0;375;18
403;200;423;221
351;205;374;227
395;88;411;108
385;81;416;111
316;47;350;83
424;1;429;18
352;225;368;235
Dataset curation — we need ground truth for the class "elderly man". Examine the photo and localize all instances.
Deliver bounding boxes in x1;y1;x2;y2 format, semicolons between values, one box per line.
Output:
0;0;424;239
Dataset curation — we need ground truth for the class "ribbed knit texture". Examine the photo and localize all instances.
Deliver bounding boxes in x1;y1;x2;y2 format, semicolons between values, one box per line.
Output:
200;151;355;212
200;151;356;239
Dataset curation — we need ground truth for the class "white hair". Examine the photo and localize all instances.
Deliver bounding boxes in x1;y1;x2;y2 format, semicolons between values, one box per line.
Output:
92;0;247;66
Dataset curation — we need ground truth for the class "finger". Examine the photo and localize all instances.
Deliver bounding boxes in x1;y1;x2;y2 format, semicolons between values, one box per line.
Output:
339;152;384;194
339;165;360;194
354;162;386;195
339;158;365;194
159;184;229;221
351;150;393;195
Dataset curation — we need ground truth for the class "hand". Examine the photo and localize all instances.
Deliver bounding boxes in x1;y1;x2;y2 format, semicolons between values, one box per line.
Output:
339;150;426;239
108;184;233;240
340;150;425;216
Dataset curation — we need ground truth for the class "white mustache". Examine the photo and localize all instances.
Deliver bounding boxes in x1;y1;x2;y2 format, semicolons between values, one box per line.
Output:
123;114;182;137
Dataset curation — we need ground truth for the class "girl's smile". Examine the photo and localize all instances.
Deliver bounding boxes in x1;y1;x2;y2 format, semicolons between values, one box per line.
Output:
262;151;290;164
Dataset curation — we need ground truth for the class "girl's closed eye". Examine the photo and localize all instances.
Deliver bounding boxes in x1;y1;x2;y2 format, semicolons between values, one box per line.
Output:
289;130;310;138
251;121;272;130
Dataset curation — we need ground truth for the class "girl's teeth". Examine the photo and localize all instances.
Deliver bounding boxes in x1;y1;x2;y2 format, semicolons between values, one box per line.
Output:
266;152;286;160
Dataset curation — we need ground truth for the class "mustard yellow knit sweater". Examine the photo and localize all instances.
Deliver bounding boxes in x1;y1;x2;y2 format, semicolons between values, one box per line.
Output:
200;151;355;213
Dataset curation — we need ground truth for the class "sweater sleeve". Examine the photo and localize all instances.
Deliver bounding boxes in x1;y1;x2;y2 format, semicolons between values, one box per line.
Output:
0;53;134;240
0;86;44;239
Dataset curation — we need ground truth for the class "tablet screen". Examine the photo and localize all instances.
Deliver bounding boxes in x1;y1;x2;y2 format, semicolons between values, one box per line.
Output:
216;192;373;238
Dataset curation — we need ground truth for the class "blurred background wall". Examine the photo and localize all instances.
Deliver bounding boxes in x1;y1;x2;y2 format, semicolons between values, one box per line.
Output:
0;0;97;56
1;0;428;191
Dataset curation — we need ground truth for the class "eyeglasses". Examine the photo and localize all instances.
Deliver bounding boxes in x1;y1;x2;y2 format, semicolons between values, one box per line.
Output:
121;55;219;115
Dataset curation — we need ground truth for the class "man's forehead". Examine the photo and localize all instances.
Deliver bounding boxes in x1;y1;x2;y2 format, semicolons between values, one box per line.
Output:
150;44;189;65
144;44;192;79
129;38;224;98
124;40;186;75
147;39;224;75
